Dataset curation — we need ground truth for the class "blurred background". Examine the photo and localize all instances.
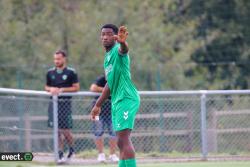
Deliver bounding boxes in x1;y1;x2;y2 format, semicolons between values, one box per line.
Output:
1;1;250;165
1;0;250;91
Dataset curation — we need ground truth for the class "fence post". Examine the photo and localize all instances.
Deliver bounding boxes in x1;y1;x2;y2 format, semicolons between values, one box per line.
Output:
52;95;59;162
200;93;208;160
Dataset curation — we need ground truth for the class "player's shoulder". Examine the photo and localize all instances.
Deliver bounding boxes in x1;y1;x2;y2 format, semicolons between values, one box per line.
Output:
109;43;119;53
66;67;76;72
108;43;121;58
47;67;55;73
66;67;78;75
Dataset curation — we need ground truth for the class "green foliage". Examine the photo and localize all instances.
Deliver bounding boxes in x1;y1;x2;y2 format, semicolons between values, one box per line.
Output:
0;0;250;90
186;0;250;89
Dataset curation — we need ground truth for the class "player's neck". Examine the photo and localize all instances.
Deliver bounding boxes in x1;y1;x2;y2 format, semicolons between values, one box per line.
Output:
105;43;115;52
56;65;66;70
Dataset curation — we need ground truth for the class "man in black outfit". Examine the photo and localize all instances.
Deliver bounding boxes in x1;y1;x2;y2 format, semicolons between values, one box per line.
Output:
45;50;80;163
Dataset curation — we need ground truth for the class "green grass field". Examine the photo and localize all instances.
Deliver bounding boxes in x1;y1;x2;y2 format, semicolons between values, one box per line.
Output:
1;161;250;167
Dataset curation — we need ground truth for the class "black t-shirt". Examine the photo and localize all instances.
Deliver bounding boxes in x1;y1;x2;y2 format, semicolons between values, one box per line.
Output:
46;67;78;88
46;67;79;100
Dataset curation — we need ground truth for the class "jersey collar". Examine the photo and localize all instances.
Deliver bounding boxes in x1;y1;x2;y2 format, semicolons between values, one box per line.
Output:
56;67;67;74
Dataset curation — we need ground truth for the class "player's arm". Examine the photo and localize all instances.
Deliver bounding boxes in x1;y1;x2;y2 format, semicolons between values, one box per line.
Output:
45;84;79;95
91;83;110;120
95;83;110;107
90;84;103;93
45;85;51;92
45;85;60;95
60;83;80;93
114;26;129;55
119;41;129;55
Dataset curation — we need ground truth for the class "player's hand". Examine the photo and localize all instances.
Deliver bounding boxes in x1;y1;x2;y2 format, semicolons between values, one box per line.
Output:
50;87;60;95
90;105;101;121
114;26;128;44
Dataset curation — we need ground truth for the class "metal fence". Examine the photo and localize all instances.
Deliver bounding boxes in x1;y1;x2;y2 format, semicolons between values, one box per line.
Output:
1;88;250;164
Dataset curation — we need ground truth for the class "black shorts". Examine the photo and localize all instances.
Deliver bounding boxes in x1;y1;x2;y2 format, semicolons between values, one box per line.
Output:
48;99;73;129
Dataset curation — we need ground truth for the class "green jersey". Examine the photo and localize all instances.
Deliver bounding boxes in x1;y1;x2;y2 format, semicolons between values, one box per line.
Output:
104;43;139;105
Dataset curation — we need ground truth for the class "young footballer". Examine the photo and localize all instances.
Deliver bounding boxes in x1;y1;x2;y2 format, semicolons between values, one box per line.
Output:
91;24;140;167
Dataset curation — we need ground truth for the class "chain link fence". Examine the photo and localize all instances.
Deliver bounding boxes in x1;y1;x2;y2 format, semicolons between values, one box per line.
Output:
0;89;250;165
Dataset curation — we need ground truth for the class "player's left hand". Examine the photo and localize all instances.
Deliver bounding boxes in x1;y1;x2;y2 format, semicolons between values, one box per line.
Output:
114;26;128;44
90;105;101;121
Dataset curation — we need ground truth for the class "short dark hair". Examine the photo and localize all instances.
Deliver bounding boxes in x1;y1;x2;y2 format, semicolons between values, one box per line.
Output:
101;24;118;35
55;50;67;57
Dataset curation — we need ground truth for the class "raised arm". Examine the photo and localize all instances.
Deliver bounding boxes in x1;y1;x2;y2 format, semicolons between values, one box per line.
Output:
114;26;129;55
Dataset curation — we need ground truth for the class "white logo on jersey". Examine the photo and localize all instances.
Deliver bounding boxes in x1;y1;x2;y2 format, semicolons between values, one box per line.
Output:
105;64;113;77
124;111;129;120
62;75;67;80
117;124;120;128
107;54;111;62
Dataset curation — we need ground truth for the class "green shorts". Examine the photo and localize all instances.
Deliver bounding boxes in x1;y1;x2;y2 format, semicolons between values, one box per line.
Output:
112;98;140;131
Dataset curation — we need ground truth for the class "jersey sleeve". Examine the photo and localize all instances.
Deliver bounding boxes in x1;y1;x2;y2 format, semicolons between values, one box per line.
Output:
71;71;79;84
117;44;128;57
118;52;128;57
46;72;51;86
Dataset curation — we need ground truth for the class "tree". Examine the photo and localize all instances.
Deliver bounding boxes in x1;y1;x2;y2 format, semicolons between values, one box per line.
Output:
185;0;250;89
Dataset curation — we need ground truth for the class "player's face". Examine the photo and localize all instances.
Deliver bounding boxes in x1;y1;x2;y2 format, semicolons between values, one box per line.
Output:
101;28;115;48
54;53;65;68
